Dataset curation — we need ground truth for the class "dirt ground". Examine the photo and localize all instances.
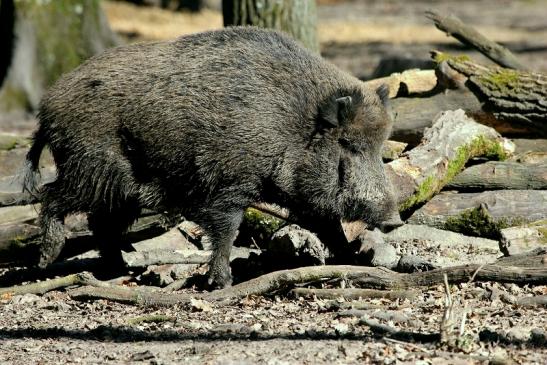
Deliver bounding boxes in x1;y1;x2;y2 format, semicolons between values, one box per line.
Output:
1;0;547;364
1;280;546;364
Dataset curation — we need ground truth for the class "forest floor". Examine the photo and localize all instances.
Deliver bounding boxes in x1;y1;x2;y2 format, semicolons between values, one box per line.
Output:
1;0;547;364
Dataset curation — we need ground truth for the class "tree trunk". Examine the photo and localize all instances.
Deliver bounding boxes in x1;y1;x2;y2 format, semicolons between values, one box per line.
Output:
222;0;319;53
0;0;119;113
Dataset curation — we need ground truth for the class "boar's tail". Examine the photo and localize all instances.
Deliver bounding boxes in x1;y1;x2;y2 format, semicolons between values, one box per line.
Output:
23;123;48;197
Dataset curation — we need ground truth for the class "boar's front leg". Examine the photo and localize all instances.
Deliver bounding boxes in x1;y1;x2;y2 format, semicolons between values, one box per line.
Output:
194;206;244;289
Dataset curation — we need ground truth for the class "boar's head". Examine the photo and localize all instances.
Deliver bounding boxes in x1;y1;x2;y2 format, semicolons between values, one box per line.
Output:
295;84;402;232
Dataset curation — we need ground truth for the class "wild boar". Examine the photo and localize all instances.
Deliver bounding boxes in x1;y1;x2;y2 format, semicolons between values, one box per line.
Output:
24;27;402;288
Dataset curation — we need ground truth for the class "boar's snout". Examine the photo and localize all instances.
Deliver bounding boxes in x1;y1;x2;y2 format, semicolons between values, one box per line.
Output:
378;212;404;233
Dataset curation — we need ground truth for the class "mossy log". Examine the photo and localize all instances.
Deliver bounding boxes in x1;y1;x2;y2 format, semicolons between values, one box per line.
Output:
0;0;118;113
446;161;547;191
222;0;319;53
407;190;547;238
390;54;546;143
387;109;512;212
434;51;546;135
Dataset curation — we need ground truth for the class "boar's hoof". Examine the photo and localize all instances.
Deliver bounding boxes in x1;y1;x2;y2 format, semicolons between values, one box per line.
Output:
378;217;404;234
207;260;233;289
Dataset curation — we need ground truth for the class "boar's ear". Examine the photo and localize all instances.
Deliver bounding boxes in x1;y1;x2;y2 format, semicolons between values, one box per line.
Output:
376;84;390;107
319;96;353;128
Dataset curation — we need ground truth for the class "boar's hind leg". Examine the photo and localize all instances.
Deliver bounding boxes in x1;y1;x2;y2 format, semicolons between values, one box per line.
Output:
87;200;141;270
37;182;70;268
193;207;244;289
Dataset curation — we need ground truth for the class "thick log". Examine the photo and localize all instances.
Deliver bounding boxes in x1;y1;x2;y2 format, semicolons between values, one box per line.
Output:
0;214;168;265
121;247;261;268
407;190;547;237
425;10;527;70
0;204;38;225
434;52;546;135
446;161;547;191
363;69;437;98
387;109;512;210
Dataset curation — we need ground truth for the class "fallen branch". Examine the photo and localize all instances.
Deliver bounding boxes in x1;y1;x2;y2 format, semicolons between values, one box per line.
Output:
425;10;527;70
0;272;107;296
69;255;547;306
500;293;547;307
359;317;440;343
291;287;417;301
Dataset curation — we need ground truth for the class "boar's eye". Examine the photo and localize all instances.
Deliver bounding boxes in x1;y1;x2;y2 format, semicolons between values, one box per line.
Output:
338;137;359;153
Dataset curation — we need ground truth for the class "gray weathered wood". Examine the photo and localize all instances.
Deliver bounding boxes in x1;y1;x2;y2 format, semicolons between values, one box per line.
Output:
435;52;547;135
388;109;512;210
446;161;547;191
121;247;261;268
408;190;547;233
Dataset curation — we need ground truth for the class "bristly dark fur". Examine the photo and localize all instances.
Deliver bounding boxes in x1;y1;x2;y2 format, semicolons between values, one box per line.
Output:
24;27;400;288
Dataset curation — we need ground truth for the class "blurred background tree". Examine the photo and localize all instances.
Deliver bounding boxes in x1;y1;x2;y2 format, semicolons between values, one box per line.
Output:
0;0;118;113
222;0;319;53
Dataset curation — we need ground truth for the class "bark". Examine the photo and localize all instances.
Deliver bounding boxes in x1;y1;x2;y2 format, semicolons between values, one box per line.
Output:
446;161;547;191
425;10;527;70
387;109;512;211
391;54;547;143
407;190;547;237
0;0;118;113
222;0;319;53
434;52;547;135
